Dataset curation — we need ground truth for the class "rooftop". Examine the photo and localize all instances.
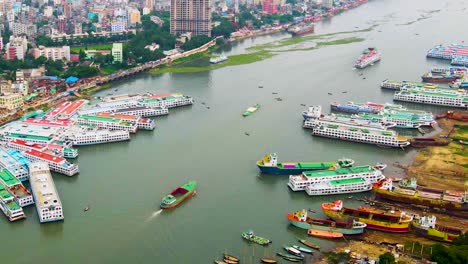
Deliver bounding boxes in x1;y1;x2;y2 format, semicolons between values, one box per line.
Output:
29;162;61;208
22;118;72;127
5;200;21;211
25;149;65;163
303;166;375;178
0;184;13;201
329;177;366;186
315;120;398;136
0;169;20;187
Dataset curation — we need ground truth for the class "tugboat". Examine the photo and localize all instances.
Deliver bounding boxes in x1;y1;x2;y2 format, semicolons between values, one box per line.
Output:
241;230;271;245
160;181;197;209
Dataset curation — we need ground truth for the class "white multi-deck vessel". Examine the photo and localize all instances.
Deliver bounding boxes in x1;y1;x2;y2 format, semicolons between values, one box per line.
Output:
0;183;26;221
29;162;63;223
0;122;67;144
7;139;78;159
305;177;373;196
24;149;79;176
0;169;34;206
354;47;381;68
394;87;468;108
76;115;138;133
353;113;423;129
307;119;410;148
303;106;395;129
79;105;169;117
0;147;29;181
65;126;130;146
288;165;385;192
139;93;194;108
92;112;155;130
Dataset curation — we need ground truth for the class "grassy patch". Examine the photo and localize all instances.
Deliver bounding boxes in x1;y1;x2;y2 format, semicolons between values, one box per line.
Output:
100;65;120;75
71;44;114;53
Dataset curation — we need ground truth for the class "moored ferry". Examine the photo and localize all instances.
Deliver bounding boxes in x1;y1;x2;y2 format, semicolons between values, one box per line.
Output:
394;87;468;108
380;79;438;90
412;215;464;243
0;169;34;207
288;165;385;192
373;178;467;211
321;200;413;233
24;149;79;176
0;147;30;181
421;72;459;83
29;162;64;223
330;101;405;114
65;126;130;146
76;115;138;133
140;93;194;108
7;139;78;159
306;177;372;196
256;153;354;175
79;105;169;117
286;209;366;235
353;113;423;129
95;112;155;130
288;23;315;36
0;184;26;221
209;55;228;64
306;119;410;148
354;47;381;69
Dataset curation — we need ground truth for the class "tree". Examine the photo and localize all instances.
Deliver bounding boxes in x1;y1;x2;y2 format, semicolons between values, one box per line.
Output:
211;18;235;38
79;50;87;62
181;35;211;51
36;35;54;46
378;252;396;264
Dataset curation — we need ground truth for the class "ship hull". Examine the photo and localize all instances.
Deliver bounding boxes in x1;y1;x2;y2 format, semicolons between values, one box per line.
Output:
286;214;364;235
374;188;468;211
257;161;334;175
322;208;410;233
310;132;408;148
412;224;460;243
292;28;315;36
421;76;458;83
160;190;195;209
330;104;374;114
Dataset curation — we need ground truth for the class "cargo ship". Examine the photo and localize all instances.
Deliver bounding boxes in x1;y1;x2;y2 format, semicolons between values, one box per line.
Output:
421;72;459;83
286;209;366;235
288;23;315;36
321;200;413;233
256;153;354;175
412;215;464;243
160;181;197;209
354;47;381;69
373;178;467;211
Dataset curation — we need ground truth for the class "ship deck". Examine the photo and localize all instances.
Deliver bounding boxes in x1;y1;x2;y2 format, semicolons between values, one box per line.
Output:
303;166;374;178
96;112;139;121
0;184;13;201
22;118;72;127
25;149;65;164
29;163;62;208
330;177;366;186
0;169;20;187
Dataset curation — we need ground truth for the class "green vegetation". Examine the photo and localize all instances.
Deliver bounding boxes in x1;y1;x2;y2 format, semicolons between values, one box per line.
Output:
70;44;113;53
63;66;99;78
378;252;396;264
212;18;236;38
181;35;212;51
324;252;350;264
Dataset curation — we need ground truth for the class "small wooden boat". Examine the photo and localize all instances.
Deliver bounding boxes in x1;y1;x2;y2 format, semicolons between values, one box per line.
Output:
260;257;277;263
223;259;238;264
84;205;90;212
214;260;227;264
298;239;320;250
292;245;312;254
308;229;343;239
243;104;260;117
276;252;303;262
283;245;304;258
223;254;240;262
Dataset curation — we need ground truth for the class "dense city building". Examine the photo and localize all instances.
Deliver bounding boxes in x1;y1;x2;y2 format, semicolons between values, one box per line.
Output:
32;46;71;61
170;0;212;37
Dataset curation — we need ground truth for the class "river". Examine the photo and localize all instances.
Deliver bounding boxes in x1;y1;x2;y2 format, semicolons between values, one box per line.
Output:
3;0;468;263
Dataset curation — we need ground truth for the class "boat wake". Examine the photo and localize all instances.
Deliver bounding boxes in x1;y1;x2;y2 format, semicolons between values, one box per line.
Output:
145;209;163;222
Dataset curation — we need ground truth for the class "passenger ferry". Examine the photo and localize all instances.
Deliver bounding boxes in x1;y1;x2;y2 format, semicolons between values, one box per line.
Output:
79;105;169;117
330;101;405;114
303;106;394;129
288;165;385;192
306;178;372;196
394;87;468;108
0;147;29;181
45;100;88;120
209;55;228;64
29;162;64;223
0;169;34;206
354;47;381;69
24;149;79;176
76;115;138;133
0;183;26;221
306;119;410;148
380;79;438;90
0;122;67;144
65;126;130;146
7;139;78;158
353;113;423;129
95;112;155;130
139;93;194;108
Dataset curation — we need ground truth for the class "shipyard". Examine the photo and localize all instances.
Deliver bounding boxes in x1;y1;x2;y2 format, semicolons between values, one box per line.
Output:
0;0;467;263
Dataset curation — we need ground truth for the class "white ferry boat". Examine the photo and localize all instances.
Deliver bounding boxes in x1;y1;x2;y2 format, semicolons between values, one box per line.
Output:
303;106;394;130
354;47;381;69
380;80;438;90
29;162;63;223
45;100;88;120
0;169;34;206
394;88;468;108
139;93;194;108
79;105;169;117
93;112;155;131
353;113;423;129
307;119;410;148
24;149;79;176
65;126;130;146
76;115;138;133
0;147;29;181
0;184;26;221
7;139;78;159
0;122;67;144
209;55;228;64
288;165;385;192
305;177;372;196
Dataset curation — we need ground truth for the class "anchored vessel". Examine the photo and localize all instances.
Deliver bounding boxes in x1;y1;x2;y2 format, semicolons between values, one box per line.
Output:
427;44;468;65
160;181;197;209
241;230;271;245
321;200;413;233
65;126;130;146
76;115;139;133
330;101;405;114
79;105;169;117
0;183;26;221
354;47;381;69
29;162;63;223
286;210;366;234
306;119;410;148
394;87;468;108
139;93;194;108
257;153;354;175
0;147;30;181
412;215;464;243
306;178;373;196
243;104;260;116
288;23;315;36
24;149;79;176
0;169;33;207
421;72;459;83
7;139;78;159
288;165;385;192
373;178;467;211
352;113;426;129
380;79;440;90
209;55;228;64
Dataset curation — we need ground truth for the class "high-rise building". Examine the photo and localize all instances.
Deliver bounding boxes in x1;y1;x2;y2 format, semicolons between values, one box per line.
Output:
32;46;71;61
57;15;67;33
170;0;211;37
112;43;123;63
62;0;73;19
5;36;28;60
